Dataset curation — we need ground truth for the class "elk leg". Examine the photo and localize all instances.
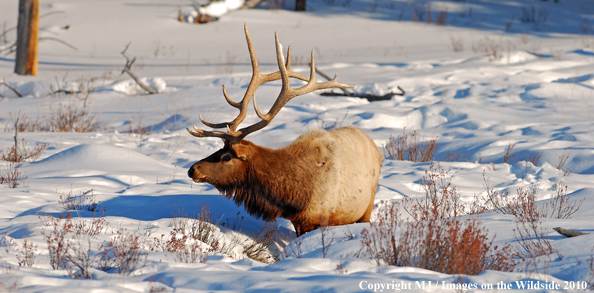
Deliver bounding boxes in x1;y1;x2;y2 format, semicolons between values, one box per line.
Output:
358;184;377;223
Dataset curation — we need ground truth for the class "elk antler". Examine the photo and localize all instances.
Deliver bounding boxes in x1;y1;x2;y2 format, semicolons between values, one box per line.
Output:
188;24;355;144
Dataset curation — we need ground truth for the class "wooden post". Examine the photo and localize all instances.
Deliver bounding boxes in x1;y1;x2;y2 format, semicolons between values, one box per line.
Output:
14;0;39;76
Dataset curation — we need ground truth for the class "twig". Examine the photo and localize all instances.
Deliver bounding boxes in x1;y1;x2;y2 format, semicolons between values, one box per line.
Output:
0;43;17;55
38;37;78;51
0;81;23;97
14;118;19;161
120;43;157;95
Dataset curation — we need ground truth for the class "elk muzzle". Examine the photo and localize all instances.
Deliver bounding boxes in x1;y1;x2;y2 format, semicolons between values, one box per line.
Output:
188;164;207;183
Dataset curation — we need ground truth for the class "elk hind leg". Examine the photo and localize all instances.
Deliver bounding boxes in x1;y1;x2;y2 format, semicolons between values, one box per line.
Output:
357;184;377;223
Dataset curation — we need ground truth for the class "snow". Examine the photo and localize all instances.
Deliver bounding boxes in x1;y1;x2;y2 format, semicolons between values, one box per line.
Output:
1;0;594;291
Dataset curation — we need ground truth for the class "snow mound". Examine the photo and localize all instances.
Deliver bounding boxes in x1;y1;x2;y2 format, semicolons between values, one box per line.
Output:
494;50;538;64
111;77;168;95
140;114;190;133
29;144;170;175
198;0;245;17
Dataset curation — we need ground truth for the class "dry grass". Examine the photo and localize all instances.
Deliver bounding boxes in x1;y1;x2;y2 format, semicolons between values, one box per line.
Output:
58;188;101;212
472;36;515;61
383;129;438;162
7;99;101;133
450;35;464;52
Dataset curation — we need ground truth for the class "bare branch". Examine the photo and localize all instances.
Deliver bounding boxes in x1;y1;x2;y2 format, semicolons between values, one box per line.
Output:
38;37;78;51
120;43;158;95
0;81;23;97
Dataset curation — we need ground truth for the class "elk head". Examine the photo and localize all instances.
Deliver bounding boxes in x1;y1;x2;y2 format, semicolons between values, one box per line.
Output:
186;24;354;194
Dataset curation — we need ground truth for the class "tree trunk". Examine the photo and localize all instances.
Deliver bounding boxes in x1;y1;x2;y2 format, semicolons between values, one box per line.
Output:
295;0;306;11
14;0;39;76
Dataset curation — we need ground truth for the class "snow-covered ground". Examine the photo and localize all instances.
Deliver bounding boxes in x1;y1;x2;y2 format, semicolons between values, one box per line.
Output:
1;0;594;291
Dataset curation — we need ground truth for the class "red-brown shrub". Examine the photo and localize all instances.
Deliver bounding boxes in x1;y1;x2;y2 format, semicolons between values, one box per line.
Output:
0;163;27;188
484;172;582;221
98;228;147;276
403;162;485;221
0;139;48;163
40;213;74;269
361;202;517;275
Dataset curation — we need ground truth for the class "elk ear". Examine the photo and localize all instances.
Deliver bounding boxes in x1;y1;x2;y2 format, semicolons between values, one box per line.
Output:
315;146;328;167
232;143;250;161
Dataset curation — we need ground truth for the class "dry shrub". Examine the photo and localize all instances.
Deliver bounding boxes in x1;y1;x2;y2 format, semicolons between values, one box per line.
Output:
435;9;448;25
7;99;101;133
403;162;485;221
0;139;48;163
450;35;464;52
166;204;277;263
280;232;304;259
71;210;108;237
549;179;583;219
40;213;74;269
472;36;515;61
514;220;558;260
519;4;549;31
40;211;111;274
0;163;27;188
243;221;277;263
98;227;147;276
503;142;516;164
528;151;542;166
150;224;211;264
66;238;95;279
589;249;594;290
149;275;168;293
58;189;100;212
361;202;516;275
555;147;571;175
2;233;37;267
383;129;438;162
484;172;582;221
411;2;431;23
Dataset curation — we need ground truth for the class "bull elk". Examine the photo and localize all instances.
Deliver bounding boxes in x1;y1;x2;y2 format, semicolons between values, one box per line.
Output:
187;24;383;236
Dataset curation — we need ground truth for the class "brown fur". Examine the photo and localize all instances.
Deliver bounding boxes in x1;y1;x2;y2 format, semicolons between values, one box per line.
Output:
188;126;383;236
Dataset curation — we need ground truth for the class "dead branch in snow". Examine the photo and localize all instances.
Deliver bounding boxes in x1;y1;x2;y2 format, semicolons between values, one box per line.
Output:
0;81;23;97
120;43;157;95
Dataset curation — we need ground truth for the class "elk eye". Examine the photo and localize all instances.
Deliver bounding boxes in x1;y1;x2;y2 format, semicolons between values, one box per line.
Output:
221;154;232;162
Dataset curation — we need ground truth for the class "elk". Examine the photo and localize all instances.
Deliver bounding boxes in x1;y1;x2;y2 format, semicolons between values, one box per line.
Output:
187;24;383;236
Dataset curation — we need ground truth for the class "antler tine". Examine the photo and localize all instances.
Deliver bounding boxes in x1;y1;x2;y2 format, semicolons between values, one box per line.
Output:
251;35;354;124
188;24;355;144
191;24;264;136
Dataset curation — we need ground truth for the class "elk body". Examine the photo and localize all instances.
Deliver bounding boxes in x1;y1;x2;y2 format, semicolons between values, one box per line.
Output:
187;25;383;236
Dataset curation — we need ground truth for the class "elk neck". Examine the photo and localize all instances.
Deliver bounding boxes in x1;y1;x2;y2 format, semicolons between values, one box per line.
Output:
227;140;317;222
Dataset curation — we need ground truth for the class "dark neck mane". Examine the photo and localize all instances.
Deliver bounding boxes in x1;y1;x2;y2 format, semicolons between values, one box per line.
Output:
216;144;315;221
